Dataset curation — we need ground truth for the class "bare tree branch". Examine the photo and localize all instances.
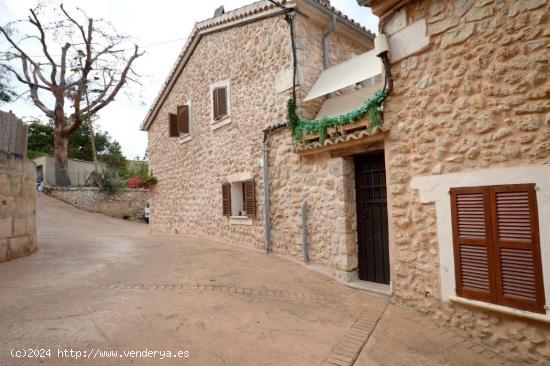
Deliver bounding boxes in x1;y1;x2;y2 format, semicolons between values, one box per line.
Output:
81;45;142;119
59;42;71;86
29;8;57;85
1;3;143;184
1;63;48;90
0;25;52;87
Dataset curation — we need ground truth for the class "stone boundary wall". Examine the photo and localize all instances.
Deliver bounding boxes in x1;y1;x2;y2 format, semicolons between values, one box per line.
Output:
46;187;149;221
0;110;27;157
0;111;37;263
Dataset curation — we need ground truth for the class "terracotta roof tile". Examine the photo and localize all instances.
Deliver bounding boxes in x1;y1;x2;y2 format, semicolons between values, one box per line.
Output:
294;124;390;153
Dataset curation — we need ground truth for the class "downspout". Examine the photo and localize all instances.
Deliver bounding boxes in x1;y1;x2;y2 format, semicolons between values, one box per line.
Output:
374;33;393;96
262;0;296;254
262;137;272;253
261;122;286;254
322;14;336;70
301;200;309;263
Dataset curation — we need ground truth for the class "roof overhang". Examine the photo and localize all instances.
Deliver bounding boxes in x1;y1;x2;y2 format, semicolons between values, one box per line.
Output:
304;49;382;102
356;0;414;17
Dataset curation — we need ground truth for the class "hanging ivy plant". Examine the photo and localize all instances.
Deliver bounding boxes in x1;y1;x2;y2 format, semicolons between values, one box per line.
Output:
287;89;388;144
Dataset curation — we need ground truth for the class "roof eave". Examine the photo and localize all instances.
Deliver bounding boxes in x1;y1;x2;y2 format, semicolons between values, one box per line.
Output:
356;0;413;17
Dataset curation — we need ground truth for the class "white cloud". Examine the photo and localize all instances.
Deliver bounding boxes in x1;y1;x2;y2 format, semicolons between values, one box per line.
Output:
1;0;378;159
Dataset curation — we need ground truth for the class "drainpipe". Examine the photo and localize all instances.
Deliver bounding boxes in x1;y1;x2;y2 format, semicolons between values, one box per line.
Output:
261;122;286;254
262;138;272;254
322;14;336;70
301;200;309;264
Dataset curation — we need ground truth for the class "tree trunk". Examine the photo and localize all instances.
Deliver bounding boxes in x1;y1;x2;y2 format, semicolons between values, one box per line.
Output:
54;131;71;186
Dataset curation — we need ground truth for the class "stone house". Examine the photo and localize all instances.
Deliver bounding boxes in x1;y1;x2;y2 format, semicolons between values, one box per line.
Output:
353;0;549;364
142;0;550;363
141;0;376;275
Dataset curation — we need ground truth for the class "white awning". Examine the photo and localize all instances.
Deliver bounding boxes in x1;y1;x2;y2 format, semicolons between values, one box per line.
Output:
304;50;383;102
316;83;382;119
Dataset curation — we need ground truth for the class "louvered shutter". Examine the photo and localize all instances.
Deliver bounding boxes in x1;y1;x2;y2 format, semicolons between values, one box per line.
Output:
450;187;497;303
213;89;219;120
177;105;189;134
169;113;178;137
490;184;545;313
217;87;227;118
243;179;256;217
222;183;231;216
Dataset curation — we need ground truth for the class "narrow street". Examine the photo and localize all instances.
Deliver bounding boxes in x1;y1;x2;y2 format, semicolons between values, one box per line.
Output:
0;194;516;365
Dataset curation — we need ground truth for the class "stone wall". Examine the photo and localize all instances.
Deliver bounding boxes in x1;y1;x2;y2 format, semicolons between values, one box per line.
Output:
264;14;370;278
0;111;37;263
380;0;550;363
46;187;149;221
147;10;369;272
148;15;291;248
268;129;360;279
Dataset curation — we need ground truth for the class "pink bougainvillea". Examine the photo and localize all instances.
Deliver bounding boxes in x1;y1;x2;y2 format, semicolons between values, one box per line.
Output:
127;176;143;188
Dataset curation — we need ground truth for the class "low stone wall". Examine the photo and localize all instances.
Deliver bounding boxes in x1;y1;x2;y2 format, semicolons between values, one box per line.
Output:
46;187;149;221
0;111;37;263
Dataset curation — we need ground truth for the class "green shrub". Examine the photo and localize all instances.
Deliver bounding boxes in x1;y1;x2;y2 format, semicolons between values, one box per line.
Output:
99;168;124;195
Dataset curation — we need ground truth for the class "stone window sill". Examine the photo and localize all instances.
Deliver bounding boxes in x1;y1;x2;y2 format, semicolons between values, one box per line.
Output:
178;134;192;144
449;296;550;324
229;216;252;226
211;116;231;130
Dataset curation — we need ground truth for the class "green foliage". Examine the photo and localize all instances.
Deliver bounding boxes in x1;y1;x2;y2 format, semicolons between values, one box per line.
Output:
0;70;16;103
287;89;388;144
99;167;125;195
98;140;127;172
26;119;127;173
27;120;54;154
120;158;149;180
141;170;157;185
27;150;48;159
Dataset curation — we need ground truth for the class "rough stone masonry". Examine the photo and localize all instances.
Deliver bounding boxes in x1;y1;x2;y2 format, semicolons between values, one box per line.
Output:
380;0;550;364
0;111;37;262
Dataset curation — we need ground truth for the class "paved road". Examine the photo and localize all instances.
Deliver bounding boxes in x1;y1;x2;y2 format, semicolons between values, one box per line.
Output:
0;194;516;365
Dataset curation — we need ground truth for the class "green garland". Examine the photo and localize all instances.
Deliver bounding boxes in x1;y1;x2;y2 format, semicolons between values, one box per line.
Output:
287;89;388;143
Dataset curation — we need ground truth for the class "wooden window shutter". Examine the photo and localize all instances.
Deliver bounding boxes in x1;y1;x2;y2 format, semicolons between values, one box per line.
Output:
217;87;227;118
450;187;497;303
169;113;178;137
243;179;256;217
213;89;219;120
222;182;231;216
177;105;189;134
489;184;545;313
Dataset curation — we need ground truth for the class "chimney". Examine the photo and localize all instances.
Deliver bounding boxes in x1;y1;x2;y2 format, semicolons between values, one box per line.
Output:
214;5;225;17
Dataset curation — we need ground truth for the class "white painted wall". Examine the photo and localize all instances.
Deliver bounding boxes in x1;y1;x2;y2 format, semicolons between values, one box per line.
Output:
32;156;103;186
411;165;550;318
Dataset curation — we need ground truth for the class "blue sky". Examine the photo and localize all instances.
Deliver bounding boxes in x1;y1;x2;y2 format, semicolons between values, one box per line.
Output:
0;0;378;159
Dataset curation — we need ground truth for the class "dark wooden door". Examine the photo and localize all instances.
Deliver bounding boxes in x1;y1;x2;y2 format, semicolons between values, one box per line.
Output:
354;152;390;284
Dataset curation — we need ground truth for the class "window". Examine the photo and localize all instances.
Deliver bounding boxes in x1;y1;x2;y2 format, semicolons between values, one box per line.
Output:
213;87;228;121
450;184;545;313
210;81;231;129
222;179;255;218
168;103;190;138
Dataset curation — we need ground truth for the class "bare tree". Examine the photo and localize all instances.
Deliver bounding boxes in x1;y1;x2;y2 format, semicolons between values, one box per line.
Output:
0;4;142;186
